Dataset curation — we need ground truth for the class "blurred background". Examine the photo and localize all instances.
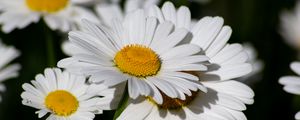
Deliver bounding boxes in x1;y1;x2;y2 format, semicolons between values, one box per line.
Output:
0;0;298;119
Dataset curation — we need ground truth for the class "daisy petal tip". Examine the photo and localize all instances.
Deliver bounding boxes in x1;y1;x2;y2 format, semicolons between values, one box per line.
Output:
199;86;208;93
278;77;286;85
295;111;300;120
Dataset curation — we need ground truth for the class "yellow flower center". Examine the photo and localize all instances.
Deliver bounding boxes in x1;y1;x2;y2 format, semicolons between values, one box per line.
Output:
114;44;161;78
148;90;198;110
45;90;79;116
26;0;69;13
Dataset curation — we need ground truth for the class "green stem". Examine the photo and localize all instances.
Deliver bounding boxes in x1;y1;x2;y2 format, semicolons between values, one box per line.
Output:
43;22;56;67
113;84;129;120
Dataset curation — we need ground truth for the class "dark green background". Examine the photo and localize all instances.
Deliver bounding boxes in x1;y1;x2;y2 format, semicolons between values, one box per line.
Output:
0;0;298;119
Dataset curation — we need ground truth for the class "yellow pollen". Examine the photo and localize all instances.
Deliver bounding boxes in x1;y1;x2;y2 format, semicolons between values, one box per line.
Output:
148;90;198;110
114;44;161;78
26;0;69;13
45;90;79;116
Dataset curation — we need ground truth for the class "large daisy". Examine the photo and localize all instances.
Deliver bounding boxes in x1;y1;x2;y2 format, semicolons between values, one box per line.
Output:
280;1;300;50
21;68;118;120
58;9;209;104
118;2;254;119
0;40;20;102
0;0;99;33
279;61;300;120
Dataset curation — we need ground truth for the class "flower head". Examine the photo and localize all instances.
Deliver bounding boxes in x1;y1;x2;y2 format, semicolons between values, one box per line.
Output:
58;9;209;104
0;40;20;102
279;62;300;120
0;0;99;33
116;2;255;119
21;68;117;119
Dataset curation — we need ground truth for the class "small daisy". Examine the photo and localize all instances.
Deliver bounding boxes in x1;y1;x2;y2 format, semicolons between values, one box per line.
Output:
58;9;209;104
118;80;254;120
0;0;99;33
279;62;300;120
0;40;20;102
280;1;300;50
21;68;117;119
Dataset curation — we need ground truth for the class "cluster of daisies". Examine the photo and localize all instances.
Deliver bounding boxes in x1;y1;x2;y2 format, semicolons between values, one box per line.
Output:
0;0;262;120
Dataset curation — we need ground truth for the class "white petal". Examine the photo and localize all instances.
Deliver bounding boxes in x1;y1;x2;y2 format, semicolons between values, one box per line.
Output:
176;6;191;29
279;76;300;86
291;62;300;76
296;111;300;120
160;44;201;60
117;99;154;120
161;1;177;24
202;63;252;81
150;21;174;48
154;28;189;54
206;26;232;58
95;4;123;26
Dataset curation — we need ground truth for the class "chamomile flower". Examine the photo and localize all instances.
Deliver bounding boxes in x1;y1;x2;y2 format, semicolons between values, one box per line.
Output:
280;1;300;50
21;68;117;120
116;1;254;119
0;40;20;102
0;0;99;33
279;62;300;120
58;10;209;104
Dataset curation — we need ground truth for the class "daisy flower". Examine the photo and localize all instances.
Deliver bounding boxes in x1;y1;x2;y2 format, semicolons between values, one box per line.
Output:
117;2;254;119
0;40;20;102
280;1;300;50
279;62;300;120
118;80;254;120
21;68;117;119
58;9;209;104
0;0;99;33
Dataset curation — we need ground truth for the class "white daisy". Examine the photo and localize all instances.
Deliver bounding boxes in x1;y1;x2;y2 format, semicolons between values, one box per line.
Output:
279;61;300;120
62;0;159;56
118;80;254;120
58;9;209;104
21;68;117;120
280;1;300;50
0;40;20;102
117;2;254;119
0;0;99;33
